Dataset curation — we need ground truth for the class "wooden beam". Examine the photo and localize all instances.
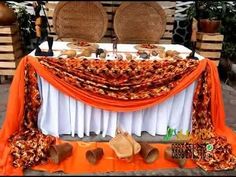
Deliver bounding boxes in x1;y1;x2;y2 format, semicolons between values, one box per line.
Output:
0;69;16;75
197;51;221;59
157;1;176;9
159;39;172;44
197;32;224;41
0;33;21;44
0;61;17;68
196;42;223;50
0;53;15;61
0;24;18;35
0;42;21;52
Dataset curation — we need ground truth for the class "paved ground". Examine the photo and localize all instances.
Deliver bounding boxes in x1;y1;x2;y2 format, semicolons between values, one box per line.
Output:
1;76;236;176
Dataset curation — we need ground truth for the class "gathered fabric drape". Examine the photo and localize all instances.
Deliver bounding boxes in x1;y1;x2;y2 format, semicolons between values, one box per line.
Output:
33;57;201;111
0;56;236;175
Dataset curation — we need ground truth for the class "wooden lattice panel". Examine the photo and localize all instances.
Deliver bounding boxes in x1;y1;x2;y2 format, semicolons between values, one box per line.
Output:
0;23;23;76
45;1;176;43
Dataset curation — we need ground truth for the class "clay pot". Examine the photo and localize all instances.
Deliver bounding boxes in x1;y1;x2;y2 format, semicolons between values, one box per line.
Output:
86;147;104;164
0;2;17;26
164;146;186;168
49;143;73;164
198;19;221;33
139;142;159;164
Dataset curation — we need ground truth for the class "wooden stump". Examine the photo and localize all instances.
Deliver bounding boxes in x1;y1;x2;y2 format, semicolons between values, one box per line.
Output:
0;23;23;82
196;32;224;66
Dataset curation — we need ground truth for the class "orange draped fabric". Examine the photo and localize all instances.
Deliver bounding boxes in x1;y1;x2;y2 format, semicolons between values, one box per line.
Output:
29;57;206;112
209;61;236;154
0;56;235;175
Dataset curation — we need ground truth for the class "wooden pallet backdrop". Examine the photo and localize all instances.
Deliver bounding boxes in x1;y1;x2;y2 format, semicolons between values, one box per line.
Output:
44;1;176;44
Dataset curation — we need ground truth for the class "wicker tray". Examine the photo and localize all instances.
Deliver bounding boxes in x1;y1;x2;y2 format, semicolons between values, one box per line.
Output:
134;44;165;51
114;2;166;44
53;1;108;42
67;42;99;50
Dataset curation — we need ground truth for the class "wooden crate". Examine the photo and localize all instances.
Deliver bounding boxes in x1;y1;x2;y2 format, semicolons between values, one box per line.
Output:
0;23;23;78
45;1;176;43
196;32;224;66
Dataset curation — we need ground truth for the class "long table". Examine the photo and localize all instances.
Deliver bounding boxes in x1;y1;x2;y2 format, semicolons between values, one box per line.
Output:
30;42;204;138
1;41;235;174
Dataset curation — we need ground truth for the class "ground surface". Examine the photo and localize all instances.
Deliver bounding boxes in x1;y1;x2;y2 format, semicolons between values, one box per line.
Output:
1;77;236;176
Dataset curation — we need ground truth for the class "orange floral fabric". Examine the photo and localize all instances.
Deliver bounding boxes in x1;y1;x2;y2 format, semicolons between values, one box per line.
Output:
190;65;236;171
27;56;207;112
38;57;199;100
8;63;55;169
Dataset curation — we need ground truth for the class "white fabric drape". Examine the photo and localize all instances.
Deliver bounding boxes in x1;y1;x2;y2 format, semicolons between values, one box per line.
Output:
37;76;196;138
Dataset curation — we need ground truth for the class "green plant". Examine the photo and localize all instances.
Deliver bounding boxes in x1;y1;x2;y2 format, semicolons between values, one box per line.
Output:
163;127;177;141
220;2;236;62
186;1;226;21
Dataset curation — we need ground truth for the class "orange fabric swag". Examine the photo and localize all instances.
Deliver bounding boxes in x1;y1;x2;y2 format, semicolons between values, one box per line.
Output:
0;56;236;175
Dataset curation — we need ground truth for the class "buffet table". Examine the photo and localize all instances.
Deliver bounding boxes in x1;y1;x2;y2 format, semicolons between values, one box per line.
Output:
1;41;236;175
30;42;202;138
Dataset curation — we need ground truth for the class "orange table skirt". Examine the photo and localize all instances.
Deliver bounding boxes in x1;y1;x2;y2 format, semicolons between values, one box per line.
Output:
0;56;236;175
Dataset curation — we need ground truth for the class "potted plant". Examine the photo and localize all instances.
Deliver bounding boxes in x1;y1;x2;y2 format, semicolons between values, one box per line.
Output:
187;1;236;84
220;1;236;84
187;1;226;33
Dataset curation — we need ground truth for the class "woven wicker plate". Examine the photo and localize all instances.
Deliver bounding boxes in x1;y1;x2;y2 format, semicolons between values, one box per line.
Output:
114;2;166;44
53;1;108;42
67;42;99;50
134;44;165;51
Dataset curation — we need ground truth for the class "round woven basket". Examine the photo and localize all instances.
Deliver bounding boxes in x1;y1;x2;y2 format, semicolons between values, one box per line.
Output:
53;1;108;42
114;2;166;44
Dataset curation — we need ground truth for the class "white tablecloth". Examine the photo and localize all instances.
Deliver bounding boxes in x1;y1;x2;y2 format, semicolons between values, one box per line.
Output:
38;76;196;138
31;42;203;138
